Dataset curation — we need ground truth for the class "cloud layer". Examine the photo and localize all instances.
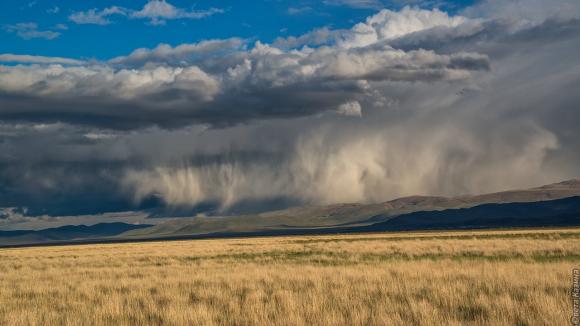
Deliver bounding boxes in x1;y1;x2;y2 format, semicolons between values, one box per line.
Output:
3;22;61;40
1;1;580;221
68;0;224;26
0;8;490;130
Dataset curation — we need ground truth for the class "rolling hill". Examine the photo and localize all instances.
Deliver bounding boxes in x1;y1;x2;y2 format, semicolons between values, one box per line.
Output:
1;179;580;246
123;179;580;238
0;223;152;246
359;196;580;231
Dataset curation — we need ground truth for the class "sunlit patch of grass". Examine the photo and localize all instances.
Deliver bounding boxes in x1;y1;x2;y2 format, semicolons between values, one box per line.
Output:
0;228;578;325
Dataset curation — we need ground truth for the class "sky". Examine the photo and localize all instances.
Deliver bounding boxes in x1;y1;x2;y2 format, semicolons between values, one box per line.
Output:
1;0;580;229
0;0;474;59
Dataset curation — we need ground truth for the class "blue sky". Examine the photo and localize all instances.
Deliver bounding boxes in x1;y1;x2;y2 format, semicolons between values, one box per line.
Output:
1;0;475;60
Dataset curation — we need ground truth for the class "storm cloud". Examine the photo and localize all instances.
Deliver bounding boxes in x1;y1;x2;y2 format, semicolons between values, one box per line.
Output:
1;1;580;222
0;44;488;129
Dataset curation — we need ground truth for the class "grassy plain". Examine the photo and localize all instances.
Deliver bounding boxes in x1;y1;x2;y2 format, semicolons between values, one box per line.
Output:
0;228;579;325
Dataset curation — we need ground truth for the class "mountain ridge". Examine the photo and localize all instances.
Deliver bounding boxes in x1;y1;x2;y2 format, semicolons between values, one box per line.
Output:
2;179;580;246
124;179;580;238
0;222;152;246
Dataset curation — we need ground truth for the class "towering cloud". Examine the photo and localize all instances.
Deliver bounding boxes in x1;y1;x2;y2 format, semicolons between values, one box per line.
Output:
1;2;579;219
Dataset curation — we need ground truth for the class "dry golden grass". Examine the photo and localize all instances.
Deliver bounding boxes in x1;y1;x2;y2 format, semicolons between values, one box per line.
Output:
0;228;579;325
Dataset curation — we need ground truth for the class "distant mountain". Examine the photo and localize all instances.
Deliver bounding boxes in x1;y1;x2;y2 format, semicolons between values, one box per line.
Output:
358;196;580;232
368;178;580;219
0;223;152;246
124;179;580;238
118;196;580;242
2;179;580;247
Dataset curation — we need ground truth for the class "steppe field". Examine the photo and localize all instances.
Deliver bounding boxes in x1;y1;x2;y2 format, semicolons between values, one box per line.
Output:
1;228;579;326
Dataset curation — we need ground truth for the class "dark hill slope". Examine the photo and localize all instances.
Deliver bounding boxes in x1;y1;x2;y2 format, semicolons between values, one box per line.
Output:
0;223;152;245
361;196;580;231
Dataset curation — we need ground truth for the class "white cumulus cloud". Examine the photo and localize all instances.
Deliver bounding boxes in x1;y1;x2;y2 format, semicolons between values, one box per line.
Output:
337;101;363;117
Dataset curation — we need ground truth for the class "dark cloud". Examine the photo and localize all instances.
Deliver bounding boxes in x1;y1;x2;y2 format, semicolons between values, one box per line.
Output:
0;43;488;130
